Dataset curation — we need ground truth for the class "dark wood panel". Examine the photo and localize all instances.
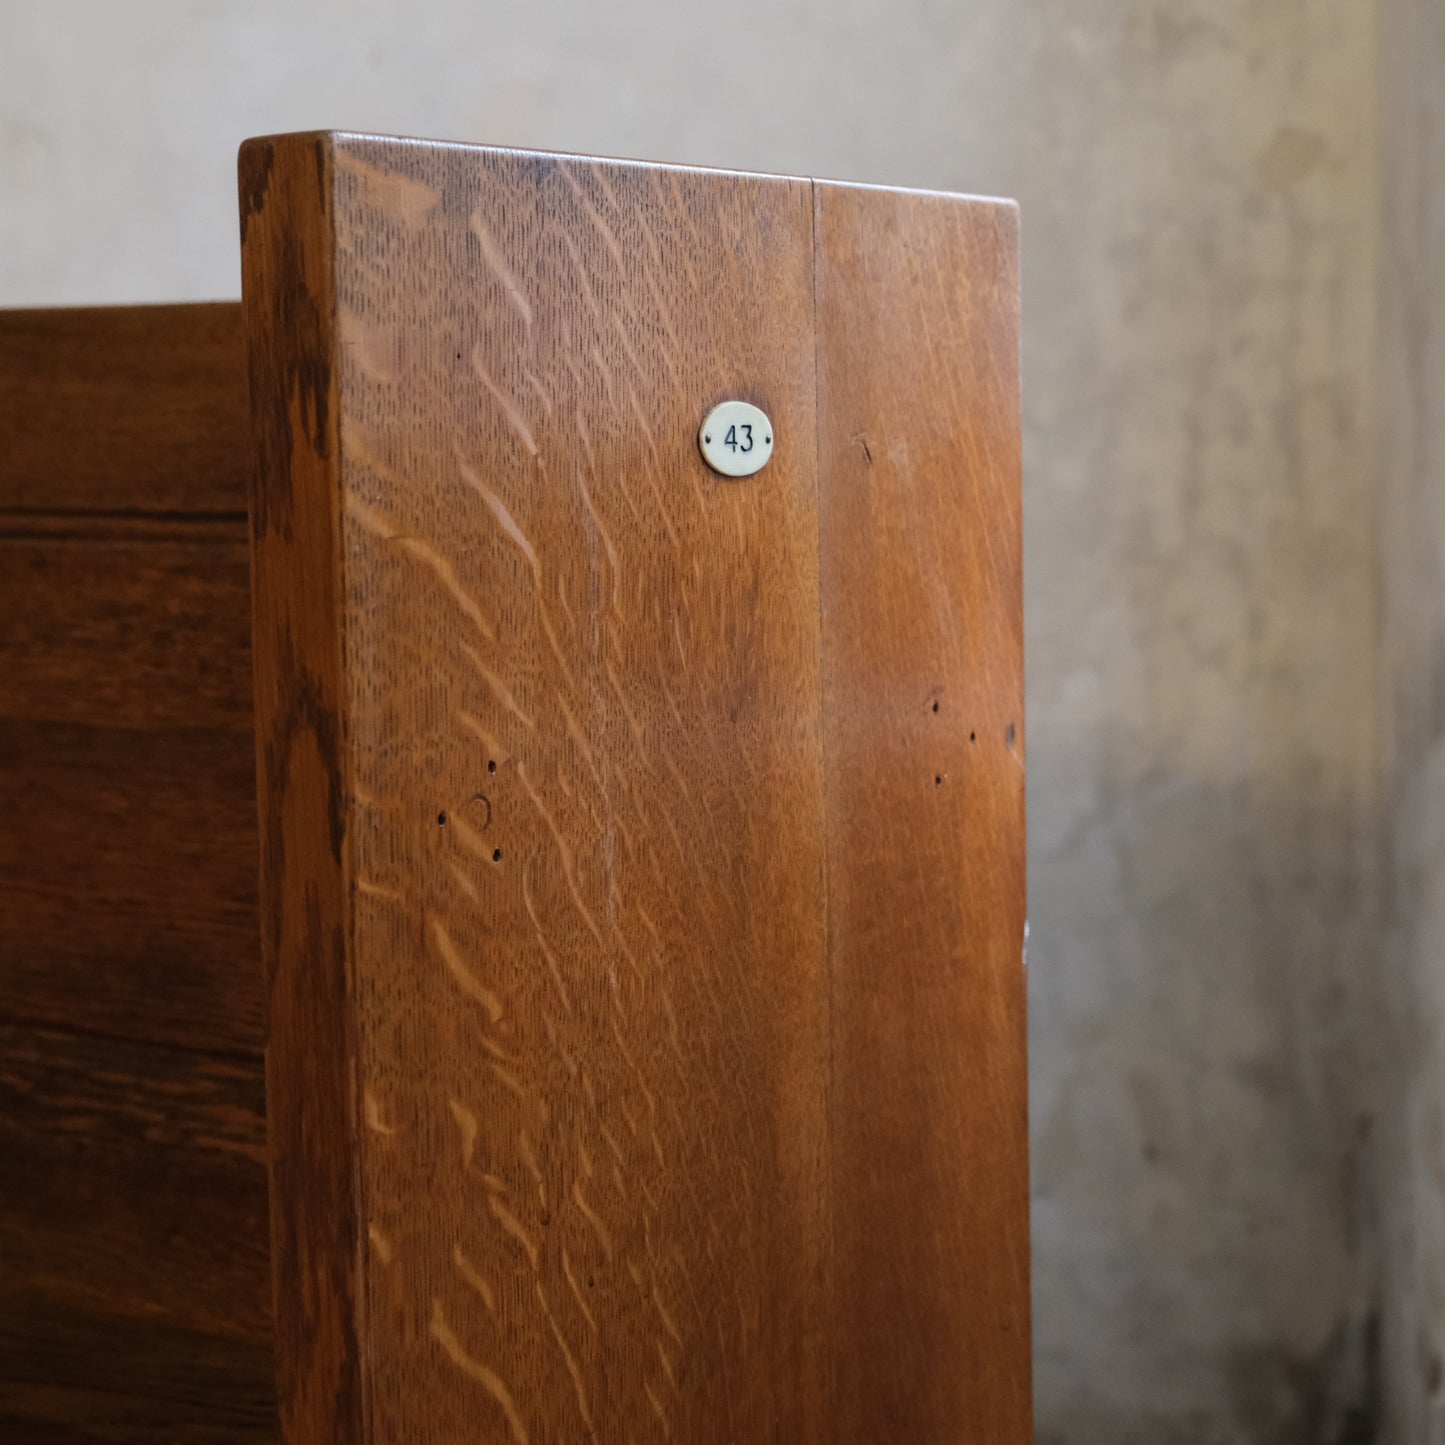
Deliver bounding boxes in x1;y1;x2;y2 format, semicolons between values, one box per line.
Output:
0;298;270;1445
0;1021;273;1442
0;717;262;1054
0;521;261;1055
815;181;1031;1442
0;1294;274;1444
0;527;253;733
246;132;830;1445
0;304;248;515
0;1021;271;1343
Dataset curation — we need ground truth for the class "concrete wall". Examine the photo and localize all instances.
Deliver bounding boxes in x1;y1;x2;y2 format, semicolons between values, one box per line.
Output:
1020;7;1381;1441
1379;0;1445;1439
0;2;1397;1440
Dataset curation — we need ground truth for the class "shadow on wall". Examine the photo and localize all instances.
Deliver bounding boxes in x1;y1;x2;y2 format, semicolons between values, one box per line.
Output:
1028;757;1381;1445
1015;3;1381;1433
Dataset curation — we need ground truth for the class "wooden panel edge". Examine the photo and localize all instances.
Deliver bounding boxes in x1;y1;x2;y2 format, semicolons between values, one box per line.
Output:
813;179;1030;1443
240;131;365;1445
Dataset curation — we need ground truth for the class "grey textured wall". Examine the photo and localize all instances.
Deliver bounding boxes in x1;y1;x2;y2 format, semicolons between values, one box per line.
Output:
1021;7;1380;1441
0;2;1403;1440
1379;0;1445;1439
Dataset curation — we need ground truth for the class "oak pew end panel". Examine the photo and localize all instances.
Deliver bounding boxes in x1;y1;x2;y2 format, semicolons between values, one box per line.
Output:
243;131;1028;1445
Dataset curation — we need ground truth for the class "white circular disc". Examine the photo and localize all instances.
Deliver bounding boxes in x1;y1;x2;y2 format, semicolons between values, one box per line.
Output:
699;401;774;478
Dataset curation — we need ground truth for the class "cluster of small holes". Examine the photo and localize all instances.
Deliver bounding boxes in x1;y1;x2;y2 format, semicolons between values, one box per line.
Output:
439;760;505;859
928;699;984;785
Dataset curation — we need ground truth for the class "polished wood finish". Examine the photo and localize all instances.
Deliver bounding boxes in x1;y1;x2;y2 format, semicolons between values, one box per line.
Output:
0;310;271;1441
1;141;1021;1445
245;132;1026;1444
0;521;261;1053
815;181;1030;1441
244;130;828;1445
0;304;249;515
0;1022;271;1371
241;134;363;1445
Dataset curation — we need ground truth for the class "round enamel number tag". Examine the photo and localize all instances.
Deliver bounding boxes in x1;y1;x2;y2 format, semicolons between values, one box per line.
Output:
699;401;773;478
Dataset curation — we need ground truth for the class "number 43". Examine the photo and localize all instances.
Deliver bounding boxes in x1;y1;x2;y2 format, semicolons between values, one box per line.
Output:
723;423;754;454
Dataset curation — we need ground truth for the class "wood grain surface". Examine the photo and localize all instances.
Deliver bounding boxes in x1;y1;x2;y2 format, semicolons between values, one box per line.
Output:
0;304;248;515
816;181;1030;1442
241;134;364;1445
0;310;272;1440
0;1022;270;1350
245;132;1027;1444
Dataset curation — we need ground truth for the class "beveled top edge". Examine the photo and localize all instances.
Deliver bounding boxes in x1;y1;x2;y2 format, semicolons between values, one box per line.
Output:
240;129;1018;212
